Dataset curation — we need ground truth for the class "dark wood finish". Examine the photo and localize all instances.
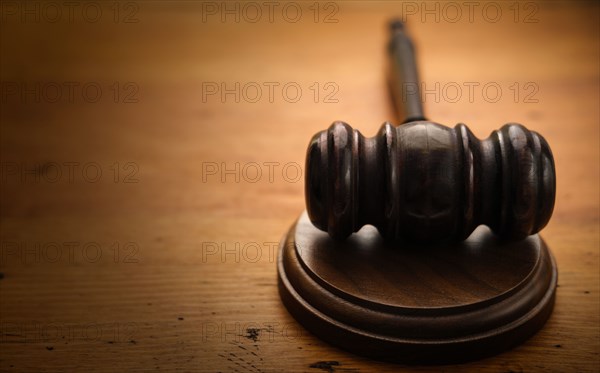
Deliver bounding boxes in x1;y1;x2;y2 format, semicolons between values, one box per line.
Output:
306;121;555;242
0;2;597;372
278;212;557;363
388;20;425;123
306;22;555;243
299;16;558;365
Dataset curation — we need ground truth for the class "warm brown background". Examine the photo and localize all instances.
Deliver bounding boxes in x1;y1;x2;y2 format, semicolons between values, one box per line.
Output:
1;1;598;372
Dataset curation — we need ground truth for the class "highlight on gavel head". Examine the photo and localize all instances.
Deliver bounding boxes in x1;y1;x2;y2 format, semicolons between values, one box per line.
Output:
305;121;556;243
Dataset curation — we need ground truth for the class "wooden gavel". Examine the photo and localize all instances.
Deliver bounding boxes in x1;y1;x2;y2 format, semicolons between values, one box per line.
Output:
305;21;556;243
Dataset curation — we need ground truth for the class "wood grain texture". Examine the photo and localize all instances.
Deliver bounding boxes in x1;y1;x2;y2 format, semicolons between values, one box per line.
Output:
278;213;557;363
305;120;556;242
1;1;598;372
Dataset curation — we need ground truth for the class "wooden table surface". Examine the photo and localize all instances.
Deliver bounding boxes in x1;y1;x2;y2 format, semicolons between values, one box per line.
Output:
1;1;598;372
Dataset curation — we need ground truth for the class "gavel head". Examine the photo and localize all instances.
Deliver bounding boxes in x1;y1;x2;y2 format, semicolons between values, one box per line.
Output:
305;121;555;243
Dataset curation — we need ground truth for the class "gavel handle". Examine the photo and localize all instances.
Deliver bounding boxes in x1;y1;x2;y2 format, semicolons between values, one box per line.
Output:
388;20;426;123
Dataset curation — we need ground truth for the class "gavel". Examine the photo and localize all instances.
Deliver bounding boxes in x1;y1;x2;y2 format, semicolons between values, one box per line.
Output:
305;21;556;243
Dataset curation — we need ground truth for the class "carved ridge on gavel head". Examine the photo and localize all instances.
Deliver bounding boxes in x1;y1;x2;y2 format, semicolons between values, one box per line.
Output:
305;121;556;243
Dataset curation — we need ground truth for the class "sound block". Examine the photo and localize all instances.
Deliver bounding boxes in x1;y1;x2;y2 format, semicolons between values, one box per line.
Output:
277;212;557;363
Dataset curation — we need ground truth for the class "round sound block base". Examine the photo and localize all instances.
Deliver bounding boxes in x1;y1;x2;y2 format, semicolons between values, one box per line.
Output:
277;212;557;363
